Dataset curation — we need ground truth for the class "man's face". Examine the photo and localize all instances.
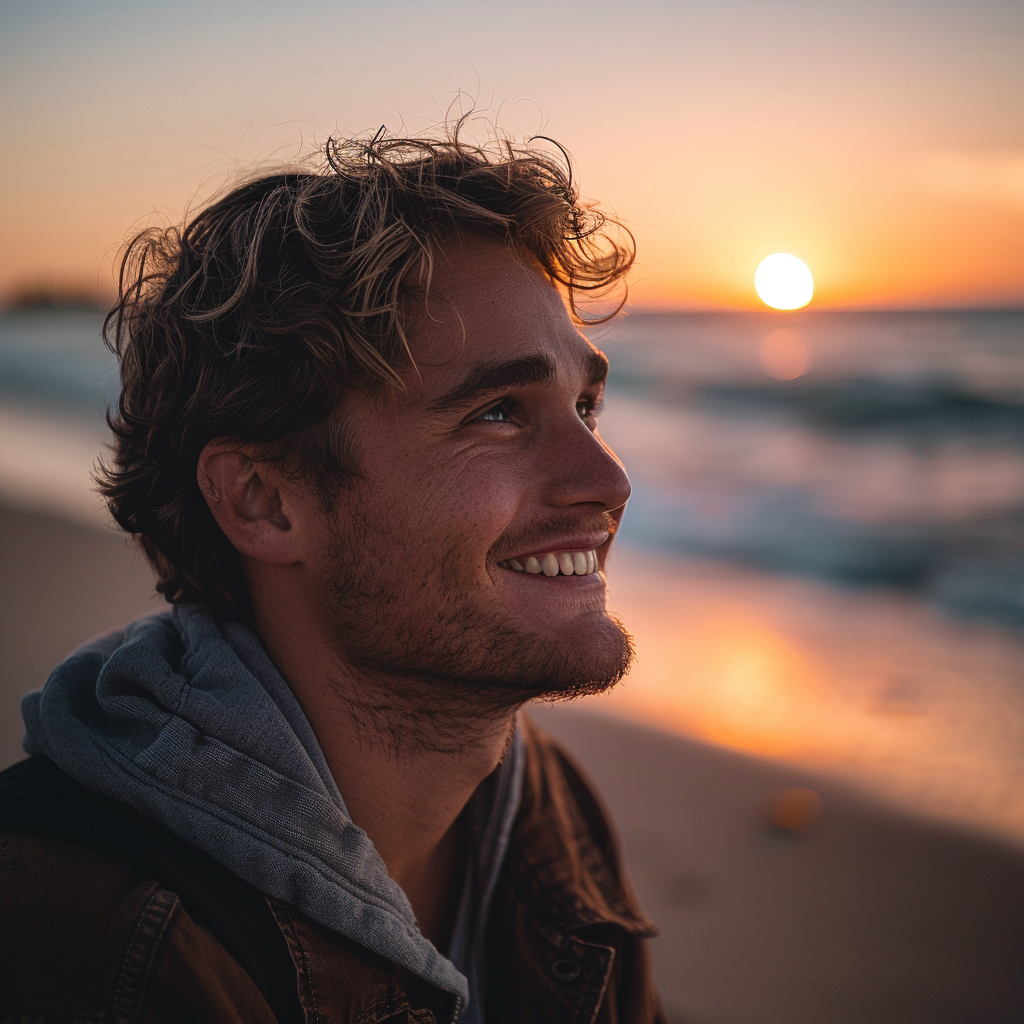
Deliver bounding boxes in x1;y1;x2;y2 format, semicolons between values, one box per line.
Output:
305;234;633;708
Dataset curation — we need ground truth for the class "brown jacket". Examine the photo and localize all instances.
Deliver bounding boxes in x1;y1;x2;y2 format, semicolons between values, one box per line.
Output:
0;718;665;1024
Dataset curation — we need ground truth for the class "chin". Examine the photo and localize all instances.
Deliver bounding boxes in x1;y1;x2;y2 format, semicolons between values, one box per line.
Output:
515;612;635;703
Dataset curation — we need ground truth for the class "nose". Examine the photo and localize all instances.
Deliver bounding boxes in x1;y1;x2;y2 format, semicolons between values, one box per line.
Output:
544;415;631;514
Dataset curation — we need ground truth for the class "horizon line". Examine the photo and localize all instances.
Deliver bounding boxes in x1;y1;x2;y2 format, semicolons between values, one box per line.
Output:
617;303;1024;316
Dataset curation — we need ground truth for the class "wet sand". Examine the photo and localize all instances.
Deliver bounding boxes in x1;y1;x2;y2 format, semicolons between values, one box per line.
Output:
595;547;1024;846
531;704;1024;1023
2;501;1024;1022
0;501;160;764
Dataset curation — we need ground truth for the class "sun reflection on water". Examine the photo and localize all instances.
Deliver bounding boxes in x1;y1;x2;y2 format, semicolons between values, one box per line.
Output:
588;547;1024;845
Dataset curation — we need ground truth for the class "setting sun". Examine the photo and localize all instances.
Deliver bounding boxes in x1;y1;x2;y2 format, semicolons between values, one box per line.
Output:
754;253;815;310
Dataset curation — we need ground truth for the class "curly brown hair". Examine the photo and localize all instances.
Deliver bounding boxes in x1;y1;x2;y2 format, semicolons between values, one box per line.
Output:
98;126;635;620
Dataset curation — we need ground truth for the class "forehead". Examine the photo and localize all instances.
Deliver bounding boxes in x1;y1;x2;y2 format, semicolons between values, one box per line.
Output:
403;234;600;393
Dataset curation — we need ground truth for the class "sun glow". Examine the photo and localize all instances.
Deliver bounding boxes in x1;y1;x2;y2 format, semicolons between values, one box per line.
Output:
760;328;812;380
754;253;814;310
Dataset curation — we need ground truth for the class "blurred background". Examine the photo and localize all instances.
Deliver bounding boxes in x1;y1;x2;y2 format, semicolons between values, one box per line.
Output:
3;1;1024;1020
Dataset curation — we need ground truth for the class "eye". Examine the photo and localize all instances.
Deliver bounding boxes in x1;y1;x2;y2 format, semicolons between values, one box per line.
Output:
577;396;603;425
477;399;517;424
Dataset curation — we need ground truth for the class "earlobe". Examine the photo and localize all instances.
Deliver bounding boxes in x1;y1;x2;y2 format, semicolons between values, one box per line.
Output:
197;441;299;564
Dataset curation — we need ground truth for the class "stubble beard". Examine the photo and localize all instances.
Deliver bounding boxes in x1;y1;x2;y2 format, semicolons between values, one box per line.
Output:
317;521;634;754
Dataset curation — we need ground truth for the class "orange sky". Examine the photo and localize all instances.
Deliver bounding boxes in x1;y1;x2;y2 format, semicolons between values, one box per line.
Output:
1;0;1021;310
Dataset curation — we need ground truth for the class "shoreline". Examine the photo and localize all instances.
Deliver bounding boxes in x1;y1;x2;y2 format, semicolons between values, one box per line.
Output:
594;546;1024;848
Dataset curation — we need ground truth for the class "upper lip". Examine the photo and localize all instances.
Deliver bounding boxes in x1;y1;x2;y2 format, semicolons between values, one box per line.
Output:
503;534;610;561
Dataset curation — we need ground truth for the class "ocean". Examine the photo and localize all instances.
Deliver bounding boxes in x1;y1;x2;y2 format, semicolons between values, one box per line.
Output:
2;305;1023;630
594;309;1024;631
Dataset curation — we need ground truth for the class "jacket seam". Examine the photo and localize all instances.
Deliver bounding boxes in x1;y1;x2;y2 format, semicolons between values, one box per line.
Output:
108;885;180;1024
268;899;320;1024
353;996;406;1024
575;940;616;1024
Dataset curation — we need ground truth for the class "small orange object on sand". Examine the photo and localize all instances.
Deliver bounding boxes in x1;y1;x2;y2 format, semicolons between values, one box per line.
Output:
769;786;822;833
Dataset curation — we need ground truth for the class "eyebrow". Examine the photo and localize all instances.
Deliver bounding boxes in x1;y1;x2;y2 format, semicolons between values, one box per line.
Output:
427;350;609;414
583;349;610;387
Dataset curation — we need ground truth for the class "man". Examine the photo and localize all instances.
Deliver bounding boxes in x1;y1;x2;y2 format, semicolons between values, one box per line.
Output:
0;131;664;1023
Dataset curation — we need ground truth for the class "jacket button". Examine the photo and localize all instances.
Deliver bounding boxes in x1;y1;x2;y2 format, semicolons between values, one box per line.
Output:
550;958;581;982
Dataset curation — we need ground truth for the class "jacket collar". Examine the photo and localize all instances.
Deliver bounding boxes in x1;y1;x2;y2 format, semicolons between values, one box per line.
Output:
508;715;657;939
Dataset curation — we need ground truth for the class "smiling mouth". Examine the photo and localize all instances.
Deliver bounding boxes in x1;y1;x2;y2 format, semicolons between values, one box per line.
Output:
499;550;600;577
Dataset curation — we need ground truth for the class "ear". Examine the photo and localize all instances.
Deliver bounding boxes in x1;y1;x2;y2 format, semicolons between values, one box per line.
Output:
197;440;304;565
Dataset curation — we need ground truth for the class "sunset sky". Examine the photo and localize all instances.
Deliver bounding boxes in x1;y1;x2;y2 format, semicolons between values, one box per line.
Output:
2;0;1022;310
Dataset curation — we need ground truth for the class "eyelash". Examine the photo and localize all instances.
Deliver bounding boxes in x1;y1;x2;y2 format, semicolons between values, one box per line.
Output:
477;400;517;423
475;396;603;425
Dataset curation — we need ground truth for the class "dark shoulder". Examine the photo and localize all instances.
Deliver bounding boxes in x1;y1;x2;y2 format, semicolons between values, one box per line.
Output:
0;828;175;1017
0;756;164;987
0;830;277;1024
0;758;285;1023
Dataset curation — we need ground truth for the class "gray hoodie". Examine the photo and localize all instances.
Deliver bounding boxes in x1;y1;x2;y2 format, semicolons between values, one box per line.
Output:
21;603;524;1022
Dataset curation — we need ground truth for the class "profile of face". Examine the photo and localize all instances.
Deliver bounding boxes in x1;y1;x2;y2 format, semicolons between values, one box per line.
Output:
293;234;634;710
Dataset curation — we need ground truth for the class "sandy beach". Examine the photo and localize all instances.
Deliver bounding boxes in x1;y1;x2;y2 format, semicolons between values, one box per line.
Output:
532;704;1024;1023
3;499;1024;1021
600;547;1024;847
0;501;160;763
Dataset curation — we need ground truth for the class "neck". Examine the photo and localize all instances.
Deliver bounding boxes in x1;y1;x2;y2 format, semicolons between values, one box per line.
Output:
254;606;518;947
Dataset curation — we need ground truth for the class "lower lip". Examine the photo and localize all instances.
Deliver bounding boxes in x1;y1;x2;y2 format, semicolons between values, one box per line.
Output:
500;566;604;585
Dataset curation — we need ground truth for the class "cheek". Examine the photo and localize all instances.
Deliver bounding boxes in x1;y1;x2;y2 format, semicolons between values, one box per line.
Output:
396;455;526;564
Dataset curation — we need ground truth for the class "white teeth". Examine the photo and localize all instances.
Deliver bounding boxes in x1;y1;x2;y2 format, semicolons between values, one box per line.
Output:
505;549;600;576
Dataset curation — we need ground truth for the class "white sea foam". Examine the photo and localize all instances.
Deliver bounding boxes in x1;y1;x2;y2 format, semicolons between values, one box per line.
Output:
0;403;110;529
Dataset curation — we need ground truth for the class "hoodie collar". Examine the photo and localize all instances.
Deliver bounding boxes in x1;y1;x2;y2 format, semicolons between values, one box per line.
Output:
22;604;479;1002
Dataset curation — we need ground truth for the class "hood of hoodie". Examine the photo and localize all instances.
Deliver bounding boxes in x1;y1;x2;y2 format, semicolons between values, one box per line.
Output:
21;603;471;1004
